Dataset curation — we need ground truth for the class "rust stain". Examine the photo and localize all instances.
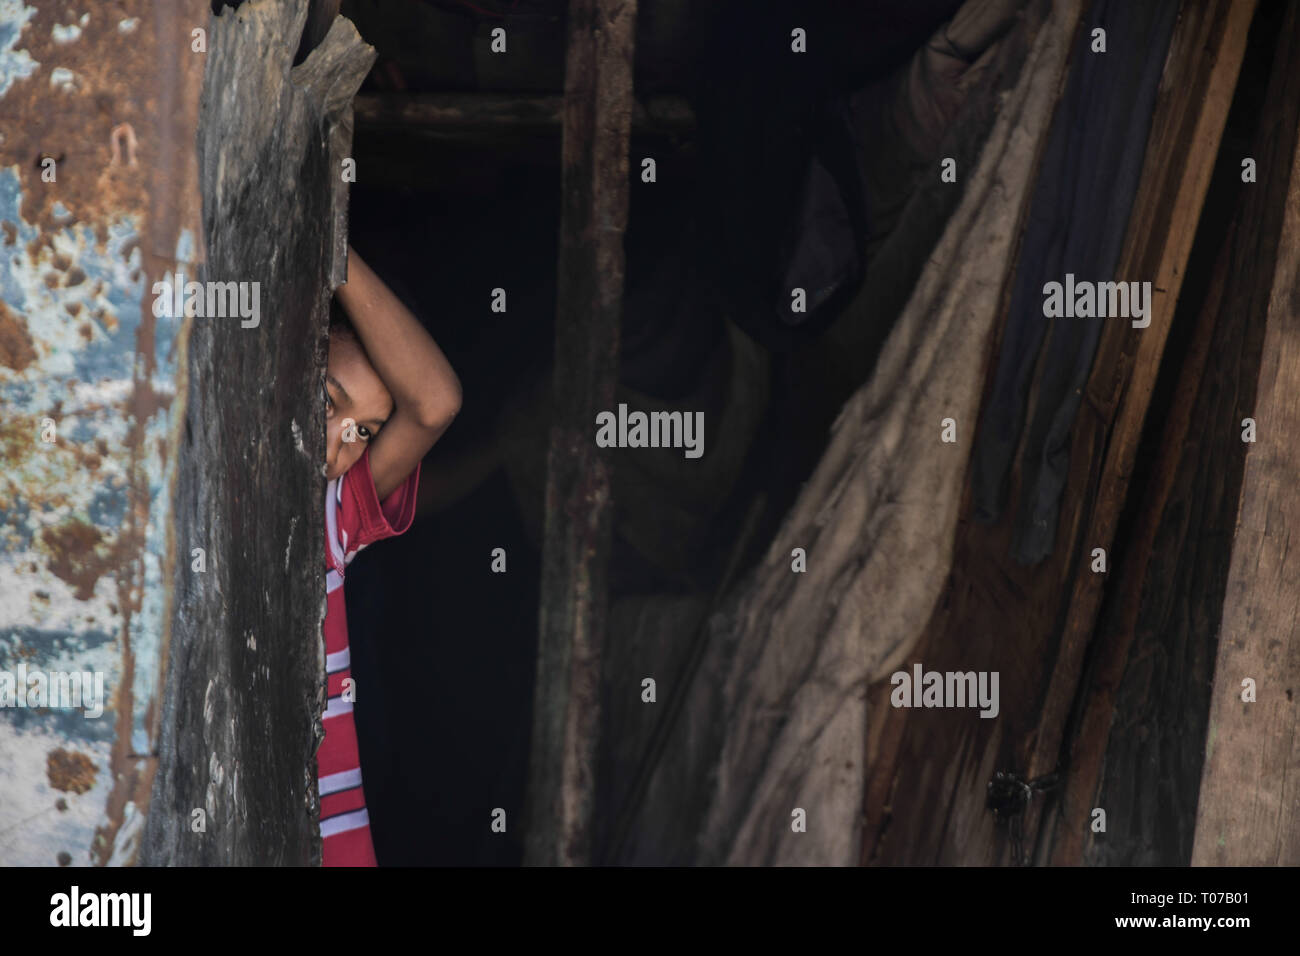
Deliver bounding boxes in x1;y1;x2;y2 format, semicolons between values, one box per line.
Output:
47;748;98;795
0;302;37;371
128;374;173;425
2;0;208;866
38;519;120;602
93;304;161;866
94;592;137;866
0;2;155;251
3;0;213;866
93;0;207;867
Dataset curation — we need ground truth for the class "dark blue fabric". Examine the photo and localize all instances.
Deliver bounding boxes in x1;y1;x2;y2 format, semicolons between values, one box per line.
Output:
970;0;1179;565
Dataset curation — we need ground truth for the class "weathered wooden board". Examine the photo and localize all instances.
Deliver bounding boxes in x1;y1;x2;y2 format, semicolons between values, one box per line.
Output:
862;0;1255;866
1191;51;1300;866
1052;0;1300;866
139;0;373;865
1018;0;1255;851
524;0;636;867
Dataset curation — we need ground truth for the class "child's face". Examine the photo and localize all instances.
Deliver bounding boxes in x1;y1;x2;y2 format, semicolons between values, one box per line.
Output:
324;336;394;481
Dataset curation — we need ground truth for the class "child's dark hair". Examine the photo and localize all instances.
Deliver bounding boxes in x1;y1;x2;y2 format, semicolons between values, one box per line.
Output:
330;300;356;343
329;298;358;344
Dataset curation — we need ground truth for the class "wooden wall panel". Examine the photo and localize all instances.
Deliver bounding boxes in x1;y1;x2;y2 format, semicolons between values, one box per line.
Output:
1191;56;1300;866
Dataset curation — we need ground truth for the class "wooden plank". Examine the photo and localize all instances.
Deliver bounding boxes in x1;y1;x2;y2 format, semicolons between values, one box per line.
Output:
139;2;375;865
1047;216;1231;864
1190;68;1300;868
1021;0;1256;854
861;0;1255;867
1051;0;1300;865
523;0;636;867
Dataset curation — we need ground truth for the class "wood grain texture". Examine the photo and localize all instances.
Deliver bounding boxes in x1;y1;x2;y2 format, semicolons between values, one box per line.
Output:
524;0;636;867
1052;0;1300;866
1019;0;1256;851
862;0;1255;867
1191;64;1300;867
139;0;374;865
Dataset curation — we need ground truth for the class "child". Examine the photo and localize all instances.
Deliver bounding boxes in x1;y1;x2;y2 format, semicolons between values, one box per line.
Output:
318;244;461;866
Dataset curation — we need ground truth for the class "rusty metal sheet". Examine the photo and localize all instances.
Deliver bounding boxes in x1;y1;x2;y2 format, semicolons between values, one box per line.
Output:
0;0;205;866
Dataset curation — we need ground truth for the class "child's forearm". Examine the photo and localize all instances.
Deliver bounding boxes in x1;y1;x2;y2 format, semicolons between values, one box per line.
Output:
336;245;462;427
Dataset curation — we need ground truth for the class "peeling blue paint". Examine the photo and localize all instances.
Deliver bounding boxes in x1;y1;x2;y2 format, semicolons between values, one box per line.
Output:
0;163;157;864
0;0;38;98
175;228;196;264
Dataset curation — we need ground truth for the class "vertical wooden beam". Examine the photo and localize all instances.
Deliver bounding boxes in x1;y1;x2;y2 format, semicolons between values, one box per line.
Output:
1019;0;1254;858
1051;0;1300;865
140;1;374;866
1191;97;1300;866
524;0;636;867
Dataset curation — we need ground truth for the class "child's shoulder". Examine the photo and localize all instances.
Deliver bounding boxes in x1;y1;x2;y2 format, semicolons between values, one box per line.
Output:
330;447;420;559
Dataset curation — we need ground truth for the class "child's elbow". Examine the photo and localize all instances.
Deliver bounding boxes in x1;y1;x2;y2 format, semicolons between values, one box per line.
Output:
418;381;462;431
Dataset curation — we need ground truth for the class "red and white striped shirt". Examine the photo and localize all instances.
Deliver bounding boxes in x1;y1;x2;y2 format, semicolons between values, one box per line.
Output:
319;445;419;867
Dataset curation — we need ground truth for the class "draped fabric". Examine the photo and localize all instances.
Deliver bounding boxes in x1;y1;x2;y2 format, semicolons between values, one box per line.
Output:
620;0;1083;866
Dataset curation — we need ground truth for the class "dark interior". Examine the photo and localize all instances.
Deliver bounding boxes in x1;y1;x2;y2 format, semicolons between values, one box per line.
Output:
337;0;968;865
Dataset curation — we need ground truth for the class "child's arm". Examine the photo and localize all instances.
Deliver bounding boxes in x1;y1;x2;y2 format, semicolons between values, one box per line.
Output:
335;244;462;501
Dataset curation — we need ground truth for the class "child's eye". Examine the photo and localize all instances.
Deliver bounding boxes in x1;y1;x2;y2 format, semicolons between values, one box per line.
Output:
322;383;333;411
357;425;372;441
